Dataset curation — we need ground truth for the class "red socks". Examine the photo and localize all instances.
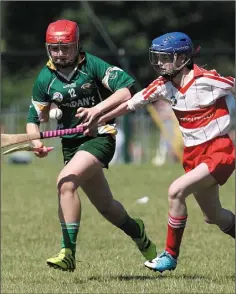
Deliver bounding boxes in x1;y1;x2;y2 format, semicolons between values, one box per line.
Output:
165;212;235;260
165;214;188;258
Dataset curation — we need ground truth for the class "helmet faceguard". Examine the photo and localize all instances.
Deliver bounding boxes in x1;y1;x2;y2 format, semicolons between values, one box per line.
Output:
149;51;193;76
149;32;195;77
46;20;80;67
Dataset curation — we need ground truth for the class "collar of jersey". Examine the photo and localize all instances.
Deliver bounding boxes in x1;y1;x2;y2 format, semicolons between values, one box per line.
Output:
193;64;208;77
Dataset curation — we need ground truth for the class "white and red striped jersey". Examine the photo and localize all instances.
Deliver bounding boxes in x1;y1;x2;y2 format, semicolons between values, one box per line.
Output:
128;65;235;147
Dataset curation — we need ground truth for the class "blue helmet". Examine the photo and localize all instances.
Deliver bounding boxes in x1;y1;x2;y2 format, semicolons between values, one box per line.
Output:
149;32;194;76
151;32;193;55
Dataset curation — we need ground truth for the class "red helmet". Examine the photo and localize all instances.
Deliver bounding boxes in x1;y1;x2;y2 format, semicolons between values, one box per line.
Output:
46;20;80;67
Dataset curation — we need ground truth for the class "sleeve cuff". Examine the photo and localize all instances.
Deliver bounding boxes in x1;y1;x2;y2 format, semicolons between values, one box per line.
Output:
127;99;136;111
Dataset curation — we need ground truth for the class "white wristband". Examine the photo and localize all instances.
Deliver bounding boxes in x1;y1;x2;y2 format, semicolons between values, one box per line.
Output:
127;99;136;111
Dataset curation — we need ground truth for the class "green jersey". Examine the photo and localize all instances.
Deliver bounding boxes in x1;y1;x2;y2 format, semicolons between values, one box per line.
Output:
27;52;135;139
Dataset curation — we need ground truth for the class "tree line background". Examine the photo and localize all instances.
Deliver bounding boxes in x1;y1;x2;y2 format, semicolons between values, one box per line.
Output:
1;1;235;110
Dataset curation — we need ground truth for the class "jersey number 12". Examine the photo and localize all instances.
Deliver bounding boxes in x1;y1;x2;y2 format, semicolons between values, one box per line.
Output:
68;88;76;98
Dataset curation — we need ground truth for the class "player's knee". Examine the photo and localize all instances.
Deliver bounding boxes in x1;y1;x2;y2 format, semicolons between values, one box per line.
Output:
57;178;77;196
57;173;80;195
168;183;185;201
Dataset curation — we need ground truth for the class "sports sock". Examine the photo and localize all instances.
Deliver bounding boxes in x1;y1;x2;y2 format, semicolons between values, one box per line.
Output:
118;214;141;239
165;214;187;258
60;222;80;257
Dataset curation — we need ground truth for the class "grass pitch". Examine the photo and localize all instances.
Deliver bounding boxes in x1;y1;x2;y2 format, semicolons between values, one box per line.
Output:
1;151;235;293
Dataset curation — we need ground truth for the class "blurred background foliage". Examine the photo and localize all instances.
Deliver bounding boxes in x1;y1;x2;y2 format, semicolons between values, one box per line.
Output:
1;1;235;110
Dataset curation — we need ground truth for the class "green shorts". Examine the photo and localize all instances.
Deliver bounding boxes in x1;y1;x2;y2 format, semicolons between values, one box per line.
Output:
61;135;116;168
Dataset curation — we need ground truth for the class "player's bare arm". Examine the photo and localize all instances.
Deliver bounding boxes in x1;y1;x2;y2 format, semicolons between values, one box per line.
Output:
98;100;131;124
97;87;158;122
82;100;131;135
26;122;49;157
75;87;132;125
80;86;161;134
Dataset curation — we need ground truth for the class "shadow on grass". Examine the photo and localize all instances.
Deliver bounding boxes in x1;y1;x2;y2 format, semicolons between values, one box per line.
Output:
73;273;235;283
90;275;158;281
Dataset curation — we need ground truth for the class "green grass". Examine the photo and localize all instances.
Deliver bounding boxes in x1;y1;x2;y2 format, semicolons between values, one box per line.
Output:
1;153;235;293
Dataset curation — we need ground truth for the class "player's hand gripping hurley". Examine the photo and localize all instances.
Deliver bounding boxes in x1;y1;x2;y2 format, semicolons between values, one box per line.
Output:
1;126;84;148
2;144;54;155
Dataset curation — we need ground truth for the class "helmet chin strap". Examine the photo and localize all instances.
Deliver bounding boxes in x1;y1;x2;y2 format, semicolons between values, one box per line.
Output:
173;53;191;71
171;46;201;77
162;54;192;79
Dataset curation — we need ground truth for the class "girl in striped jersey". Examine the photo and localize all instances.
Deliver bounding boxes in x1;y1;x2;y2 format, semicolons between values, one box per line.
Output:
77;32;235;273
